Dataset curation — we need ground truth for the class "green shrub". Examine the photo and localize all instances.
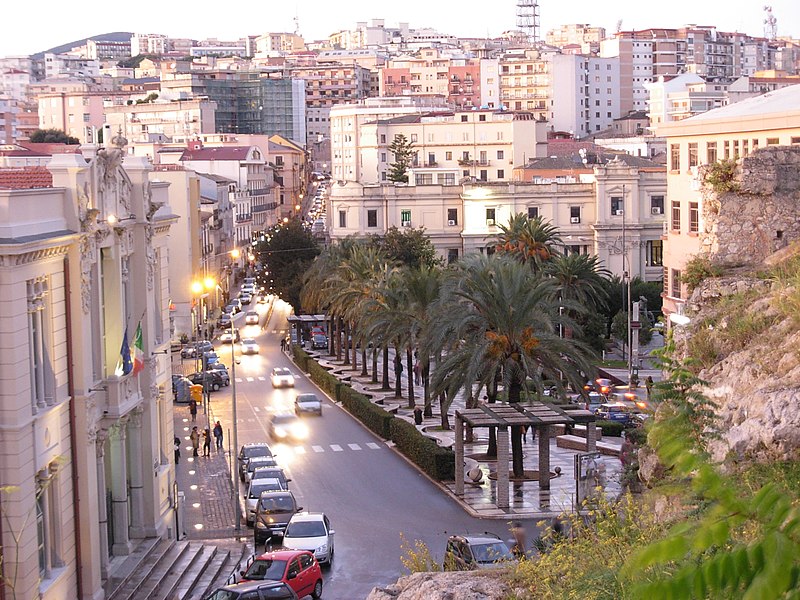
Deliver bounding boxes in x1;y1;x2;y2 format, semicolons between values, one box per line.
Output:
702;158;740;193
306;361;340;396
682;255;724;294
338;386;394;439
596;420;625;437
291;346;309;372
623;427;647;446
389;418;455;481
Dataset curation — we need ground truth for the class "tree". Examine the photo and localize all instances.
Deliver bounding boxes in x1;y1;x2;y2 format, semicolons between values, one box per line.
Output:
494;213;562;271
424;254;594;476
254;219;320;311
29;128;79;144
387;134;415;183
369;226;442;270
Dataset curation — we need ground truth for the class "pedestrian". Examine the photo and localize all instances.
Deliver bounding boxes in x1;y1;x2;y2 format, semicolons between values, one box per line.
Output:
190;427;200;457
413;405;423;425
510;522;527;559
213;420;223;450
189;399;198;422
203;428;211;457
620;432;635;468
280;337;286;352
645;375;654;400
174;436;181;464
413;360;422;386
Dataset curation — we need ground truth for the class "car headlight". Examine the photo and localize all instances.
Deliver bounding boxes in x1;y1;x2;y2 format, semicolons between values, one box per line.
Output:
291;423;309;439
274;428;288;438
316;543;328;555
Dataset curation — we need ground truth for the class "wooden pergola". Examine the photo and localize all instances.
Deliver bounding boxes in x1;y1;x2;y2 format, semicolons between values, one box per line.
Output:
454;403;597;509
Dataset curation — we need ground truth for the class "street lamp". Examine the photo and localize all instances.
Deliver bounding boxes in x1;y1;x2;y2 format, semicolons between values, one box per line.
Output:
227;248;242;533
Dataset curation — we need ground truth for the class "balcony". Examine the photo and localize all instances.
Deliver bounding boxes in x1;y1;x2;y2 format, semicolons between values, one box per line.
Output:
457;159;490;167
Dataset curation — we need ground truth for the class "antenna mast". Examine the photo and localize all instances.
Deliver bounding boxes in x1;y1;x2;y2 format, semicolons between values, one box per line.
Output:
763;5;777;40
516;0;540;45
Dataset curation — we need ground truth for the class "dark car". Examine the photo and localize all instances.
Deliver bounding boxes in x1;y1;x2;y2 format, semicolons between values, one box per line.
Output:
443;533;516;571
218;312;233;328
253;491;303;545
310;334;327;350
238;443;274;482
186;370;228;392
204;580;299;600
181;340;213;359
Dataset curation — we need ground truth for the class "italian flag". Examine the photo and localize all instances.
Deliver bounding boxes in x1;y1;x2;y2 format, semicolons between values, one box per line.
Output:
132;323;144;375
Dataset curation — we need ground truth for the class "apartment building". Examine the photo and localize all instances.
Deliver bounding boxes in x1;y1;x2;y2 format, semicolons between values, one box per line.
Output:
654;84;800;322
545;23;607;54
104;98;217;143
43;53;100;80
498;48;556;120
130;33;169;56
0;96;17;142
268;134;308;220
86;39;132;61
254;32;306;54
727;71;800;103
0;65;32;103
551;53;621;136
0;146;177;600
36;90;112;143
646;72;728;126
328;154;665;276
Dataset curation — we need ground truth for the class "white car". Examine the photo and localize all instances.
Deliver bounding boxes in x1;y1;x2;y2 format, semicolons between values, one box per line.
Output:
245;310;259;325
241;338;259;355
270;367;295;388
282;512;335;565
245;477;287;526
268;413;309;441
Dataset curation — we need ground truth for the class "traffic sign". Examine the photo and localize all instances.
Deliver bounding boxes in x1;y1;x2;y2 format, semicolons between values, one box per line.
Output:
630;321;641;329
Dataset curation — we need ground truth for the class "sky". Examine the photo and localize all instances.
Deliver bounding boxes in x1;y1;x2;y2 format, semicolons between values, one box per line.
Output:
3;0;798;57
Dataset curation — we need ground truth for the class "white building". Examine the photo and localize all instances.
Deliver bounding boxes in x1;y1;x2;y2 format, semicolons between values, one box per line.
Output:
130;33;168;56
550;53;621;136
104;98;218;144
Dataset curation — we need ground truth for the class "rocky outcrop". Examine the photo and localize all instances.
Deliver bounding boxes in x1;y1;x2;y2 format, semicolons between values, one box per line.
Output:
366;571;514;600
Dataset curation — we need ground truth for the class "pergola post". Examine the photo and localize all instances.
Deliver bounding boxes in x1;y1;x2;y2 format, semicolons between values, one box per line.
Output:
586;420;597;452
497;426;510;509
454;414;464;496
538;425;551;491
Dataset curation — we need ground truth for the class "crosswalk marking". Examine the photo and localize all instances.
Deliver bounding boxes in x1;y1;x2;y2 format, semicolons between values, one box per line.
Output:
348;443;361;451
366;442;380;450
330;444;343;452
312;445;325;453
258;377;266;381
294;446;306;454
253;406;260;412
246;377;254;382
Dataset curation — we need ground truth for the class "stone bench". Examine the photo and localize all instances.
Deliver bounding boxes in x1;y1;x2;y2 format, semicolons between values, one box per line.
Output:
556;435;621;457
550;424;602;440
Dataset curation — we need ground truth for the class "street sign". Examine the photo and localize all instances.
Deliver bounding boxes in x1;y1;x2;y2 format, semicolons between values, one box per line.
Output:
630;321;641;329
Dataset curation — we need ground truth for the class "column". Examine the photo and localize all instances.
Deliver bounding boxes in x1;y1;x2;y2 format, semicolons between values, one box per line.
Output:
127;408;146;538
497;426;509;509
108;418;132;555
538;426;551;491
95;429;110;578
454;416;464;496
586;420;597;452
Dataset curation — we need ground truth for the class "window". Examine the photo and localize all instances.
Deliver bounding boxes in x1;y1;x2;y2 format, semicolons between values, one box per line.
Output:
570;206;581;223
380;134;386;144
689;202;699;233
646;240;663;267
410;134;418;142
766;137;779;146
706;141;717;164
479;169;487;181
479;114;486;122
671;200;681;231
367;209;377;228
414;173;433;185
650;195;664;215
791;137;800;145
671;269;682;299
428;152;435;165
497;150;504;160
447;248;459;264
439;173;456;185
401;209;411;225
732;140;739;159
338;210;346;228
611;196;623;215
447;208;458;225
445;151;452;160
497;169;504;179
381;152;387;163
527;206;539;219
486;208;496;225
461;115;468;122
688;143;698;167
723;140;730;159
670;144;680;171
742;139;749;156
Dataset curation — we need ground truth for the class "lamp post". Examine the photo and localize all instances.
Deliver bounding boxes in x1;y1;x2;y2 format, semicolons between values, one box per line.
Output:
227;247;242;533
191;277;216;433
621;185;633;386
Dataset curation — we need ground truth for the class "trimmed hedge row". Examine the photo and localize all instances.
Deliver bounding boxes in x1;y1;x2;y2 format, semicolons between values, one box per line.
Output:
390;418;455;481
306;361;340;397
291;345;309;371
596;420;625;437
337;386;393;439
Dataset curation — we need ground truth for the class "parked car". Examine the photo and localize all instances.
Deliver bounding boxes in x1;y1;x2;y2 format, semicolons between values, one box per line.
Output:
186;370;228;392
207;362;230;378
595;402;637;425
253;491;303;545
310;334;327;350
220;329;241;344
294;394;322;417
270;367;295;388
443;533;516;571
244;455;280;483
251;466;291;488
282;512;335;566
228;299;243;313
218;313;233;328
246;478;288;526
245;310;260;325
181;340;213;359
204;580;299;600
268;414;309;442
238;443;274;482
203;350;221;367
240;293;253;305
239;549;322;600
241;338;260;355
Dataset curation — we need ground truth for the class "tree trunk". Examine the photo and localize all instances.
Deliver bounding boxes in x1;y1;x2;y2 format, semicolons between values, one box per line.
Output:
371;347;378;383
465;387;477;443
361;348;368;377
486;377;498;458
381;346;391;390
335;318;342;361
439;392;450;429
423;359;432;417
406;348;415;408
393;346;403;399
328;316;334;355
342;321;350;365
508;378;525;479
351;324;358;370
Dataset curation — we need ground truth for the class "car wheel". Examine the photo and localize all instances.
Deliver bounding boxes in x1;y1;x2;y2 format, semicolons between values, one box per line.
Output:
312;579;323;599
225;380;230;387
212;382;221;392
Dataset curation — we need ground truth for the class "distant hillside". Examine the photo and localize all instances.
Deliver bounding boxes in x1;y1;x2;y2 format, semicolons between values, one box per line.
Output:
31;32;132;59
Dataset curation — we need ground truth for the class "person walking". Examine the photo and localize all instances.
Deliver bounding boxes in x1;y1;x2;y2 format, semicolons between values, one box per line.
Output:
202;428;211;457
190;427;200;457
280;337;286;352
174;436;181;464
213;420;223;451
510;522;527;559
189;399;198;423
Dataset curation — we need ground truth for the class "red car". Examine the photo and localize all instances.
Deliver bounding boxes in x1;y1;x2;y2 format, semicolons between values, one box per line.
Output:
240;549;323;600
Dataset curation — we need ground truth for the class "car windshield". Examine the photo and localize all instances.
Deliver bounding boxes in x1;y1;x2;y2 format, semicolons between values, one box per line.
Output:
272;415;297;425
259;495;295;512
273;368;290;376
206;591;238;600
285;520;326;537
472;541;514;563
297;395;319;404
243;339;256;345
248;458;275;472
249;480;282;498
243;558;287;581
243;446;272;459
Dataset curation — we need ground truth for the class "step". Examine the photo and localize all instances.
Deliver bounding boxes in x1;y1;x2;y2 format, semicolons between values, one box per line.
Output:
550;424;603;440
189;543;249;600
556;434;621;457
131;541;195;600
104;538;163;600
107;538;177;600
156;543;217;600
179;546;226;600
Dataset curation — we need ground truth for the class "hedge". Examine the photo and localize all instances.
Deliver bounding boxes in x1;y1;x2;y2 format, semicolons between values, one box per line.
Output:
306;361;340;397
337;386;394;439
596;420;625;437
389;418;455;481
291;346;309;372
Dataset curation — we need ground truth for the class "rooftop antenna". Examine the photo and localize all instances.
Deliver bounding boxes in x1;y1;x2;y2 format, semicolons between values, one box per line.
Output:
294;8;300;36
516;0;540;45
763;5;777;41
616;19;623;33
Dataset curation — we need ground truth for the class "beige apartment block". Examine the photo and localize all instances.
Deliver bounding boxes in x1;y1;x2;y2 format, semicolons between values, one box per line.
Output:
104;98;218;144
655;84;800;323
329;156;665;277
0;143;177;600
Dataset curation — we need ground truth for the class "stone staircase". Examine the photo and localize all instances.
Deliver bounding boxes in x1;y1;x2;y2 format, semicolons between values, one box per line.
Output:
104;538;250;600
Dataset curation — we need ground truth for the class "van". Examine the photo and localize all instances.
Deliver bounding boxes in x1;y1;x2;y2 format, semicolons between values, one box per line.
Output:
254;490;303;545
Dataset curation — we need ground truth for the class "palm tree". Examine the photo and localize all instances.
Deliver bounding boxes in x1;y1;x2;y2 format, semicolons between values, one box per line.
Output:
493;213;562;271
546;253;611;341
423;254;594;478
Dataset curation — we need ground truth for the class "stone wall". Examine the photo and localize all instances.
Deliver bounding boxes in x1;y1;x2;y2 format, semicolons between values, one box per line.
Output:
701;146;800;266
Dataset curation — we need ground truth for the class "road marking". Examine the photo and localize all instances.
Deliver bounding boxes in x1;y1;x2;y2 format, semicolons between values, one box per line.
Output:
258;377;266;381
366;442;381;450
330;444;343;452
348;443;361;451
294;446;306;454
246;377;254;382
253;406;260;412
235;378;244;383
312;446;325;453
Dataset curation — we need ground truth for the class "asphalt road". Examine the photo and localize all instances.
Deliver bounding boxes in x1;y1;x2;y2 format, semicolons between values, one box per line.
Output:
206;297;542;599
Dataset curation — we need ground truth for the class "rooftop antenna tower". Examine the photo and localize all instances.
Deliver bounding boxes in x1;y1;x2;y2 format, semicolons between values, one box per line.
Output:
294;8;300;36
763;5;777;41
516;0;540;44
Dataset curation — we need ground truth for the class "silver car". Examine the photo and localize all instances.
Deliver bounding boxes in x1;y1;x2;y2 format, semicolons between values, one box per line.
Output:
244;455;280;483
